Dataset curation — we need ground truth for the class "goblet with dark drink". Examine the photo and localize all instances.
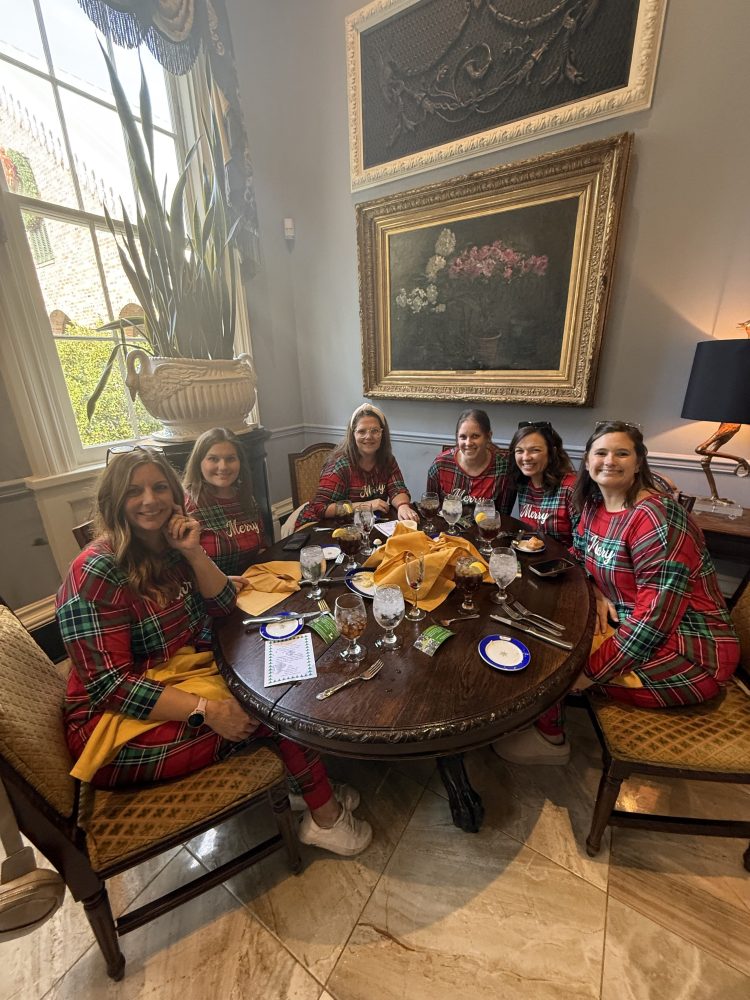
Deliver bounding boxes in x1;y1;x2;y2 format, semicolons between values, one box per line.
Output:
337;524;363;570
454;556;485;612
418;491;439;534
334;501;354;526
334;593;367;663
476;515;502;556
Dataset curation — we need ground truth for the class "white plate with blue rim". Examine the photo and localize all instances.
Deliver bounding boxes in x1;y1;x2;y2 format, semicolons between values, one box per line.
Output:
478;635;531;672
322;545;341;560
260;612;304;641
345;568;376;599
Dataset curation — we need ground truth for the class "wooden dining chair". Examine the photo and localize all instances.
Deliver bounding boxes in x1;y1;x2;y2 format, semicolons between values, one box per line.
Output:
287;442;335;509
584;570;750;869
72;520;94;549
0;605;301;980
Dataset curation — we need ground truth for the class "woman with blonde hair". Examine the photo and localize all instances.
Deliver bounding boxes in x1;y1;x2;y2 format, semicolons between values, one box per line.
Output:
56;447;371;855
299;403;417;524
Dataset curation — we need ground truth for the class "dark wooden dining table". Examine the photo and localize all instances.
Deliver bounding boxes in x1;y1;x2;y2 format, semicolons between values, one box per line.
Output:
215;517;595;832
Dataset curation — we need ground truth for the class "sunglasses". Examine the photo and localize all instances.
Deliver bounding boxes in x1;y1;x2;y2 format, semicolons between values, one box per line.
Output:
105;443;165;466
517;420;552;431
593;420;643;433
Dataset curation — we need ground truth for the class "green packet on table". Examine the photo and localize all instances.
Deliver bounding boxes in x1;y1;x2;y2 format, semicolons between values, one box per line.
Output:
414;625;455;656
308;614;339;643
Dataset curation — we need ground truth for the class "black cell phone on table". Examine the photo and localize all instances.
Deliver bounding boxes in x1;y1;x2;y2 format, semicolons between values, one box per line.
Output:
528;558;574;578
282;533;309;551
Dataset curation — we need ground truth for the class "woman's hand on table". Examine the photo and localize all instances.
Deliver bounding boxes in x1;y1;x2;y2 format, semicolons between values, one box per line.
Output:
396;504;418;521
228;575;251;593
205;697;260;742
357;499;389;515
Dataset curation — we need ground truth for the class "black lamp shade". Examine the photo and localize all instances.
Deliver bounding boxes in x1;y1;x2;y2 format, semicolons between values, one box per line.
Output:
681;340;750;424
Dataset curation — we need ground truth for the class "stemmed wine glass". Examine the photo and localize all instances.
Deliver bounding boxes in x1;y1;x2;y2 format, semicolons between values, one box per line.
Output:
489;546;518;605
454;555;485;612
373;585;405;651
474;500;500;557
354;506;375;556
441;496;463;535
334;593;367;663
299;544;326;600
418;491;440;535
337;524;363;570
404;553;426;621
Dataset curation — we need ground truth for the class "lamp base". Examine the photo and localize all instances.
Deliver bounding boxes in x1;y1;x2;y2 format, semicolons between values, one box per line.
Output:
692;496;744;519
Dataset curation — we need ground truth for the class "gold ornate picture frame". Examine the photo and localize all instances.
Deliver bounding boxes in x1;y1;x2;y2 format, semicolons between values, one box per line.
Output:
346;0;664;191
357;133;632;406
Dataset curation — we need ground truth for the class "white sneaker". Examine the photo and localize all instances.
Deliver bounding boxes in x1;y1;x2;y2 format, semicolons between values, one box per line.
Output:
298;806;372;857
288;782;360;812
492;726;571;765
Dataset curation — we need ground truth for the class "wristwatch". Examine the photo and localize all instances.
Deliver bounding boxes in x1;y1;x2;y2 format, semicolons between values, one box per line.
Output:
187;696;208;728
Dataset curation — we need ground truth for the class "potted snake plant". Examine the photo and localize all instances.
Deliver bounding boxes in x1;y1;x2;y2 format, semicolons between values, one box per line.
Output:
88;49;256;441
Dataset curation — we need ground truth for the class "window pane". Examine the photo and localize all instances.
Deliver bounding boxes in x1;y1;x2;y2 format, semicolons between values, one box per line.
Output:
38;0;111;96
0;0;46;71
0;60;78;209
112;42;174;130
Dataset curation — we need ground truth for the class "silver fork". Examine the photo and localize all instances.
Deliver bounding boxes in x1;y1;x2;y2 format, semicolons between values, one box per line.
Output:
508;597;566;632
316;659;384;700
317;598;332;615
500;600;564;635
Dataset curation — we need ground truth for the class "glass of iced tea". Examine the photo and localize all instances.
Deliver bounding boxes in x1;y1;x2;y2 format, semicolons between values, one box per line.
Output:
418;491;440;535
336;524;363;570
454;555;485;612
476;514;502;556
334;593;367;663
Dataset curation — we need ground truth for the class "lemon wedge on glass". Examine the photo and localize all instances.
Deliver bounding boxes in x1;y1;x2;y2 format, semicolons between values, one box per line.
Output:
474;511;488;524
331;527;347;539
470;561;486;574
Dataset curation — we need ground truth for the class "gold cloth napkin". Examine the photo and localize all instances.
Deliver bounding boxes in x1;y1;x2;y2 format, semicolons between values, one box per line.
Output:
237;560;302;616
363;524;490;612
70;648;232;782
589;625;643;687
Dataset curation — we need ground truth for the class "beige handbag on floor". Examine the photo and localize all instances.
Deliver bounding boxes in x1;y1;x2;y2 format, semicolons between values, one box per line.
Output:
0;777;65;941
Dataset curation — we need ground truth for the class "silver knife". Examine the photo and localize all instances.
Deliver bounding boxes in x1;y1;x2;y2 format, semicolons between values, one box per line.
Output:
242;611;319;626
489;615;574;651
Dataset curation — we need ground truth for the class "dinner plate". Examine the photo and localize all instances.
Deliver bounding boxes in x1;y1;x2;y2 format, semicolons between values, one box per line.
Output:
260;612;304;641
478;635;531;672
322;545;341;560
512;536;546;555
345;568;376;599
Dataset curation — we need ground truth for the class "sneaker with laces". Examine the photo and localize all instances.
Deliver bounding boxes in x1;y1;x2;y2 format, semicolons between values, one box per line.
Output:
288;782;360;812
492;726;571;765
298;806;372;857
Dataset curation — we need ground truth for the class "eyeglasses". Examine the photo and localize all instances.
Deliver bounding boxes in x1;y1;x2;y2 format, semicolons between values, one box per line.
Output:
517;420;552;431
593;420;643;433
354;428;383;438
105;443;165;466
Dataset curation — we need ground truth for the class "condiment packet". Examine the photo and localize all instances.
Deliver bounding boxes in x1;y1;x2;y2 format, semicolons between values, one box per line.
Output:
308;614;339;643
414;625;455;656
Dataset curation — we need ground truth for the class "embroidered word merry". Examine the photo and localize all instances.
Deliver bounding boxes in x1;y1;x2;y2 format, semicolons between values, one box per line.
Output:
359;484;386;499
586;535;618;567
519;504;548;525
226;518;260;538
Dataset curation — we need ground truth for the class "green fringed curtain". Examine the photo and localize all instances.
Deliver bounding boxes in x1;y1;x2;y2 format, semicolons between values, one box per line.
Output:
76;0;259;278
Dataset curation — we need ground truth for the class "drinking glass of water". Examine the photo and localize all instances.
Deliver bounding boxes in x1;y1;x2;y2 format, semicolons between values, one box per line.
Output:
300;544;325;600
373;585;405;651
442;496;463;535
489;547;518;604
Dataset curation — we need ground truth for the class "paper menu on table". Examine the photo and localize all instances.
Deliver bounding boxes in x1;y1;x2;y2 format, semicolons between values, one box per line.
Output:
263;633;317;687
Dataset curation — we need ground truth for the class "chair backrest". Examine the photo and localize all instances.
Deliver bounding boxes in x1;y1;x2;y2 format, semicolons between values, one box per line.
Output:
72;521;94;549
287;443;335;509
0;607;76;820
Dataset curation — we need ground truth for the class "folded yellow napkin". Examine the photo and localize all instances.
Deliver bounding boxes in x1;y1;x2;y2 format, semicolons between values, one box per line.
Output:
71;647;232;782
363;524;490;612
237;560;302;616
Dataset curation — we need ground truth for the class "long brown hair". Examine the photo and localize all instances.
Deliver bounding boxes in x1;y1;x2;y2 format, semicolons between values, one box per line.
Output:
93;448;185;604
572;421;657;512
509;422;573;490
183;427;258;518
333;404;394;473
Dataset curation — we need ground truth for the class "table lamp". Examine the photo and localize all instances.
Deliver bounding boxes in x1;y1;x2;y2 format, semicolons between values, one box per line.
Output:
680;330;750;512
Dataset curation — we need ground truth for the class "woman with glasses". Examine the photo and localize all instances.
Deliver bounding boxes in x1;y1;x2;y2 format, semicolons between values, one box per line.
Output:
494;421;739;765
426;408;516;515
299;403;417;524
509;421;577;545
183;428;265;587
56;447;371;856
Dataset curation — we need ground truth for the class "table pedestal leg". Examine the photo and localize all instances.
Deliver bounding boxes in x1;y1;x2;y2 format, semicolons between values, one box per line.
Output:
437;754;484;832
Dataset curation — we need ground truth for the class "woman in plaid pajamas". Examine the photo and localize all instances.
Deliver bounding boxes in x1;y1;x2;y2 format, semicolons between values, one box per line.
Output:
183;428;265;587
426;408;516;516
494;421;739;766
509;420;578;546
57;448;371;856
299;403;417;525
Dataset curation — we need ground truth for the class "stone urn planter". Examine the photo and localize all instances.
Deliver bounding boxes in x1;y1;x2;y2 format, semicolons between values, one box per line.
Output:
125;350;257;442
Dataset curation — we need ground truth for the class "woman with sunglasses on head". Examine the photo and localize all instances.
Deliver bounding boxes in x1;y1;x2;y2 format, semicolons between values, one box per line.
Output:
509;421;577;546
56;447;371;856
183;428;265;589
299;403;417;524
426;408;516;515
494;421;739;766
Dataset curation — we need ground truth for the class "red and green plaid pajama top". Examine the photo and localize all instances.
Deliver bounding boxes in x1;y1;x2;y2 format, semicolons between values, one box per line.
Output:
426;445;516;515
299;454;410;524
57;542;333;803
573;494;739;706
517;472;578;546
184;492;266;575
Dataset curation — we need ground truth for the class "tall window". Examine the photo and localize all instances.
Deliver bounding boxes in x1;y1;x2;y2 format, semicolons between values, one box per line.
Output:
0;0;186;449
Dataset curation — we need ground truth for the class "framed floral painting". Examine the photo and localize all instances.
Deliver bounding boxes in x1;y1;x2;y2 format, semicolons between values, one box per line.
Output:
356;132;632;406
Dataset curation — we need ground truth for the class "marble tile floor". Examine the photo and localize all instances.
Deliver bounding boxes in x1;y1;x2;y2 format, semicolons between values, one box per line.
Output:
4;708;749;1000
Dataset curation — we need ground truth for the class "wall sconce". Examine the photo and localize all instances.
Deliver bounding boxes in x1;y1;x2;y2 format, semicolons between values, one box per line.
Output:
680;327;750;513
